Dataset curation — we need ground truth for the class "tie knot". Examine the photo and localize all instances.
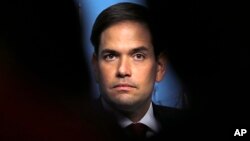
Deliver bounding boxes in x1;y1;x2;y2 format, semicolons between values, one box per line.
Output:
125;123;149;140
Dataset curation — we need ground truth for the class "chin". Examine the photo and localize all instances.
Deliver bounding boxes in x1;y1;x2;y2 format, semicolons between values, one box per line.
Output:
114;94;136;104
112;98;140;111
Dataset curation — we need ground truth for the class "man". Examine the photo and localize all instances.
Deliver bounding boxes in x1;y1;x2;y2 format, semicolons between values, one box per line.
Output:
90;2;185;140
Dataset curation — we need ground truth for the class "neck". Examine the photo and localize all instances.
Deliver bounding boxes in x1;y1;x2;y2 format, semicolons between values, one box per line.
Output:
101;98;151;123
121;102;151;122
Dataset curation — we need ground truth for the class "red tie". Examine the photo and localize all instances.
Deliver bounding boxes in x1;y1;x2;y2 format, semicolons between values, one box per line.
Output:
125;123;149;140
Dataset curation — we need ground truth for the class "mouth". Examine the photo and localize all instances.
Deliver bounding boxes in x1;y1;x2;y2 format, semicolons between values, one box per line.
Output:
113;84;136;91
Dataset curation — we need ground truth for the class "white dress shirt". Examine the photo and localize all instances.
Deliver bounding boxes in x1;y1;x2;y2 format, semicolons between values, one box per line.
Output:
102;99;161;137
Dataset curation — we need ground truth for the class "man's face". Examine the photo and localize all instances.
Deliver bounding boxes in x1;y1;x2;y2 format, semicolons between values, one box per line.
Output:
92;21;165;111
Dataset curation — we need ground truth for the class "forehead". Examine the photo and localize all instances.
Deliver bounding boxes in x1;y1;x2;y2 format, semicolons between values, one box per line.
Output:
99;21;153;52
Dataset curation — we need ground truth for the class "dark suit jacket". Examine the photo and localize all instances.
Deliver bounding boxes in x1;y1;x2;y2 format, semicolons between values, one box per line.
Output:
83;99;191;141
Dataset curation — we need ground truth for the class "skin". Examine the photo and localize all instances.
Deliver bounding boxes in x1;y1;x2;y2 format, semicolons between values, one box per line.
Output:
92;21;166;122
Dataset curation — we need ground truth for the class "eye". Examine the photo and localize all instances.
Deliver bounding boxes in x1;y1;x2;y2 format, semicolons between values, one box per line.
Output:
133;53;145;60
104;54;116;61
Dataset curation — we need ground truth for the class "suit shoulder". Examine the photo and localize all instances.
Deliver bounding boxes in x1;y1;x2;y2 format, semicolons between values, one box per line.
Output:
153;103;189;124
153;104;183;116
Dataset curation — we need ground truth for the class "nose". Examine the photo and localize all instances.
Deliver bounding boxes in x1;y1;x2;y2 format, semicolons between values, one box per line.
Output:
116;57;131;78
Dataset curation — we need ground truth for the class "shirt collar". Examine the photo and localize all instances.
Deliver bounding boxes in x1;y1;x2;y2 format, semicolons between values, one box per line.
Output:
101;99;160;133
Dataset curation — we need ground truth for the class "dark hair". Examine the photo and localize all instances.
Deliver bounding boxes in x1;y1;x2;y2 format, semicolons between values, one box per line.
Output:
90;2;161;56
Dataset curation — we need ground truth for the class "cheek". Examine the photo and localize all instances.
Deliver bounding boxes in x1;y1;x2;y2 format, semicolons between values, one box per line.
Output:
135;64;157;85
98;65;114;85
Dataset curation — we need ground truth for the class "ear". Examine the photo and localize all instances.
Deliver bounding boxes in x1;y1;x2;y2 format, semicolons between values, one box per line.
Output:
155;53;167;82
92;53;99;83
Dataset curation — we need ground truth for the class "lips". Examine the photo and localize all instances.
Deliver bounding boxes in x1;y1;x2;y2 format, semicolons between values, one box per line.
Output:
113;84;136;91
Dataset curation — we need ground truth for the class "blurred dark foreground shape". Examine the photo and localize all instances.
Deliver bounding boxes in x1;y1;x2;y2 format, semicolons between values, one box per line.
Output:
0;1;105;141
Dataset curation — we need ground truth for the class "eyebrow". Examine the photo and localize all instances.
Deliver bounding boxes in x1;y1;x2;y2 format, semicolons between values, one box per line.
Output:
129;46;149;55
100;46;149;56
100;49;119;56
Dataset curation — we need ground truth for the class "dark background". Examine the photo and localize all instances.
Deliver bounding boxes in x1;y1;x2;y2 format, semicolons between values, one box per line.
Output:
147;0;249;138
1;1;99;140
